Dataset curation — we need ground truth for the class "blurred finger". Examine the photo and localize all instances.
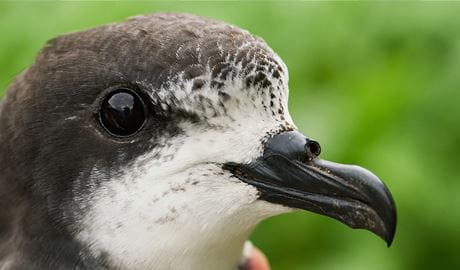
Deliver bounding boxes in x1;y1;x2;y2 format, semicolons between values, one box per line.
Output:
239;241;270;270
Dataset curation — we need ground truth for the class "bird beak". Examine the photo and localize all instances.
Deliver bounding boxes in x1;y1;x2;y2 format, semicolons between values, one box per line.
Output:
224;131;396;246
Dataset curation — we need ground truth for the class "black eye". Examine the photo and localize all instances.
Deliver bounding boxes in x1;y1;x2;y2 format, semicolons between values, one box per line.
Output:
99;88;146;137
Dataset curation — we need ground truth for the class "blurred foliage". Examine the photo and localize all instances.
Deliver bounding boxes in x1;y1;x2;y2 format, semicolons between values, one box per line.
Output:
1;2;459;270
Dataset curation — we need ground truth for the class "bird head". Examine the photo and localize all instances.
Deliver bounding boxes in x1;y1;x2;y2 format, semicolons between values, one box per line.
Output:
0;13;396;269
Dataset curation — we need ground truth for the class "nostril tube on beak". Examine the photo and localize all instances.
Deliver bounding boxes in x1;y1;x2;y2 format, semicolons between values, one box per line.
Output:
305;139;321;158
263;131;321;161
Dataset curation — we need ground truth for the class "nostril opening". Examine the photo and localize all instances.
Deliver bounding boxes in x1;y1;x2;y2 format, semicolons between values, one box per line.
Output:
306;140;321;158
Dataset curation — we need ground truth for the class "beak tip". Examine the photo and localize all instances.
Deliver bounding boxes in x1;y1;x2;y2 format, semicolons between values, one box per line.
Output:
375;206;397;247
383;190;397;247
382;229;395;247
385;233;395;247
385;220;396;248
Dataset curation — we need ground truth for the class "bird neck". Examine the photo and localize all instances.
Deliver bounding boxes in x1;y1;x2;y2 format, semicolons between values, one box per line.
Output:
160;220;255;270
88;202;261;270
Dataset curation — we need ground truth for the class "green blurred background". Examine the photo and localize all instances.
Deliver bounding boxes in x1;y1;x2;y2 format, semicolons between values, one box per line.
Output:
1;2;459;270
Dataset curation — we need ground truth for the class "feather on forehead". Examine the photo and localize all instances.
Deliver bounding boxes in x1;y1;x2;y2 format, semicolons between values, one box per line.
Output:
40;13;289;121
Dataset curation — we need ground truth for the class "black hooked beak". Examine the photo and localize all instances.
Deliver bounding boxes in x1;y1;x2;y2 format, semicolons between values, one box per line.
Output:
224;131;396;246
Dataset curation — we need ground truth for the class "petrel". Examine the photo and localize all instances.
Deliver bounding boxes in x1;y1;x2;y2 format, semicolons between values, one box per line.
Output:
0;13;396;270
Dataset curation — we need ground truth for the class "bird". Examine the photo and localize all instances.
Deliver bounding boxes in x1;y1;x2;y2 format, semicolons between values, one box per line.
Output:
0;13;396;270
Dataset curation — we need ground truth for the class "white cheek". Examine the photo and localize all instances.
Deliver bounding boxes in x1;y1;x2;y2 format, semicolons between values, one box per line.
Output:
75;160;290;269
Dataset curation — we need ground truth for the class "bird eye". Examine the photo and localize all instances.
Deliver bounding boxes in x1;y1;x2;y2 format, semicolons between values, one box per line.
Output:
98;88;146;137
